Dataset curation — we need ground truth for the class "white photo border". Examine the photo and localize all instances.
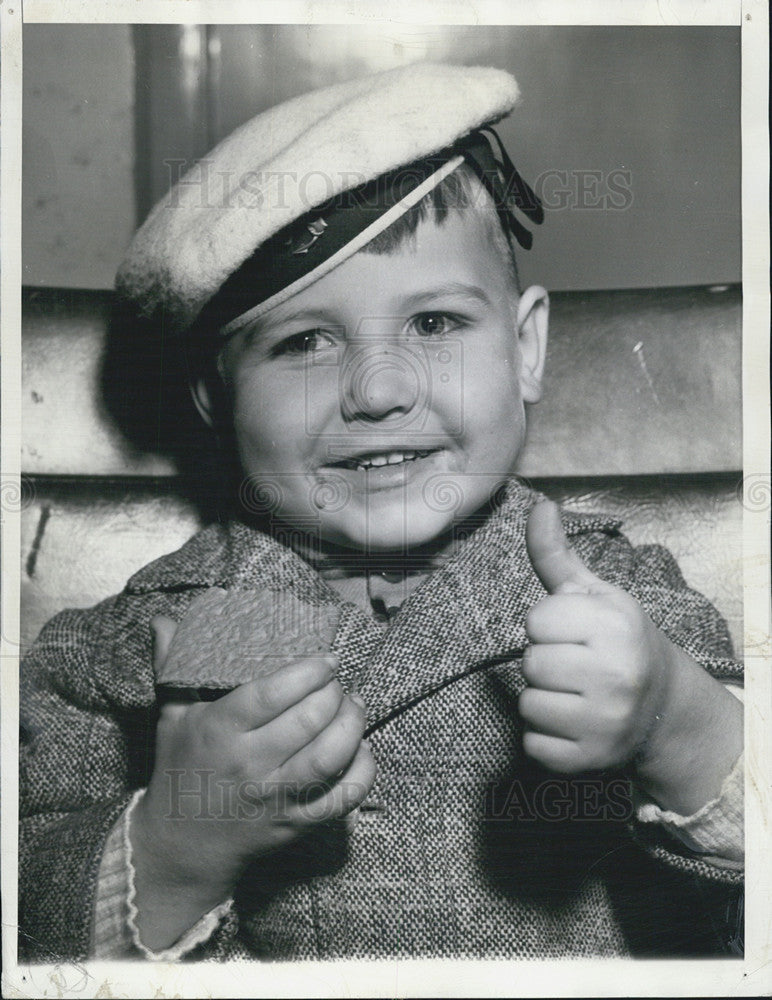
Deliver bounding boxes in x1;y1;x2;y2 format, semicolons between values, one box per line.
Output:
2;1;769;997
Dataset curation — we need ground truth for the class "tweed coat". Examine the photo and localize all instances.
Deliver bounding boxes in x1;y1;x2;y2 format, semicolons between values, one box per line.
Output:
19;481;743;963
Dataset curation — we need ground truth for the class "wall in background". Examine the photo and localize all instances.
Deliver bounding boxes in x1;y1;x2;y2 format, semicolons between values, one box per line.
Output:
22;24;136;290
22;23;740;293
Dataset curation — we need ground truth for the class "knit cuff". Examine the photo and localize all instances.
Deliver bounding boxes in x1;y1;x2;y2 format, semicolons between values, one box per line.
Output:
92;794;140;958
92;788;233;960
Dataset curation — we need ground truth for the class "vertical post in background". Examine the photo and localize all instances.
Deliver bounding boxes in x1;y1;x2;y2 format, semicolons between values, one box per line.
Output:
132;24;222;224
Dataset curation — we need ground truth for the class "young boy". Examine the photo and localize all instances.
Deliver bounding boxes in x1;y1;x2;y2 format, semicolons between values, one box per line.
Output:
20;63;743;962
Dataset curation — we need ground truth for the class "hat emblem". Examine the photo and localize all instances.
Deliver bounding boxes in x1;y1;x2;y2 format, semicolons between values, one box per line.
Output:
288;216;328;255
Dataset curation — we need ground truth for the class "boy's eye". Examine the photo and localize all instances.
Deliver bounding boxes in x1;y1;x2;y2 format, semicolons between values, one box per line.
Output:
272;329;336;357
411;313;459;339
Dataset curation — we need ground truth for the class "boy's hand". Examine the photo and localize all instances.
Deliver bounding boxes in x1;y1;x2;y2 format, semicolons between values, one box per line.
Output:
519;501;742;814
131;615;375;950
520;500;671;775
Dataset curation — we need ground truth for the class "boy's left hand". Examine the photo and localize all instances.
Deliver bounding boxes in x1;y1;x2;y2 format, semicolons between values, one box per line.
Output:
519;500;742;814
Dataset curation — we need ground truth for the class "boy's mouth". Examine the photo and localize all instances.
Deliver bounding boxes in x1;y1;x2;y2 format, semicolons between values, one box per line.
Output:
325;448;437;472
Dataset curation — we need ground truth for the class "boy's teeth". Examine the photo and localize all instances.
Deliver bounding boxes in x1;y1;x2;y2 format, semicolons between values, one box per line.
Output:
354;449;425;470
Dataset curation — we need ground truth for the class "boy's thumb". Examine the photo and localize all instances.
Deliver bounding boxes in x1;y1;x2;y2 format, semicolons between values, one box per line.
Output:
525;500;603;595
150;615;178;670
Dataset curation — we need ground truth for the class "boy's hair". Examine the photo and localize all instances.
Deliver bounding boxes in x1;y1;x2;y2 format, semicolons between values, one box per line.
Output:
363;161;521;293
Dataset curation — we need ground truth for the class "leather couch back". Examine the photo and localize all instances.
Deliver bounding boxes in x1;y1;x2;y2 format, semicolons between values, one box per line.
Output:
19;284;743;653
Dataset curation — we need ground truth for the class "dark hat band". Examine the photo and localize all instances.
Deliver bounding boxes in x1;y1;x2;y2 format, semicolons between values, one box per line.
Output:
200;129;542;339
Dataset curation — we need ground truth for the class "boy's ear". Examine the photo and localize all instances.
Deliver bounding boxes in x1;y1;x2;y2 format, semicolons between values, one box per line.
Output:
190;377;217;429
516;284;549;403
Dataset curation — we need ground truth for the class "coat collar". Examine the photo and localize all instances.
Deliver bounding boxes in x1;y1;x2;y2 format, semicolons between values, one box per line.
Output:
335;483;621;728
125;480;621;731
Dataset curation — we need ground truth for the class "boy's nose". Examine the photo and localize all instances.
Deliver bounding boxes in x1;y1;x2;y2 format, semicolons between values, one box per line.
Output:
339;343;425;424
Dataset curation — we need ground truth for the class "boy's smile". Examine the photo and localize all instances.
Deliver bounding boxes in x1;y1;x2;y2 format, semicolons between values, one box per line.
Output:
206;204;548;552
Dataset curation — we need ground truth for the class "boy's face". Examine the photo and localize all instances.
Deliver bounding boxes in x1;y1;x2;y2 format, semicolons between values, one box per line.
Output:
206;203;548;552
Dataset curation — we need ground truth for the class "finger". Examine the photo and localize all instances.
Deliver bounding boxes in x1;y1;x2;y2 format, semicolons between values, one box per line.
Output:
526;500;608;595
210;655;338;730
288;741;377;826
519;688;585;739
275;695;366;790
522;643;591;693
150;615;178;672
242;678;345;771
525;594;599;644
522;730;586;774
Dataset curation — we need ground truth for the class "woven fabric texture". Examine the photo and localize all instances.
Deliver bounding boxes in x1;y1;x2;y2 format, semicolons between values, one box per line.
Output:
19;480;743;962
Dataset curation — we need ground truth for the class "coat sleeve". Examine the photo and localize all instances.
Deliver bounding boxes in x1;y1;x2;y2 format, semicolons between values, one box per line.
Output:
573;530;744;884
20;599;139;962
18;590;244;963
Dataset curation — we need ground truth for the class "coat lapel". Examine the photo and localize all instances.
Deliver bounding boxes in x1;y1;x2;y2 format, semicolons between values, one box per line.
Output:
125;479;621;734
335;480;540;728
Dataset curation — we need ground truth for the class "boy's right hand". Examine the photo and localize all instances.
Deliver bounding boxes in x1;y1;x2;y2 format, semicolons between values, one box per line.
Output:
130;615;375;950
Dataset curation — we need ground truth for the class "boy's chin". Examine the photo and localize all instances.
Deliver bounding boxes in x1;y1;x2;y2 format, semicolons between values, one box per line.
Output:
320;507;460;554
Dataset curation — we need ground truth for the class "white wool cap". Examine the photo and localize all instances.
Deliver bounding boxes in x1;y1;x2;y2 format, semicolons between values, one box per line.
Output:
116;62;520;334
